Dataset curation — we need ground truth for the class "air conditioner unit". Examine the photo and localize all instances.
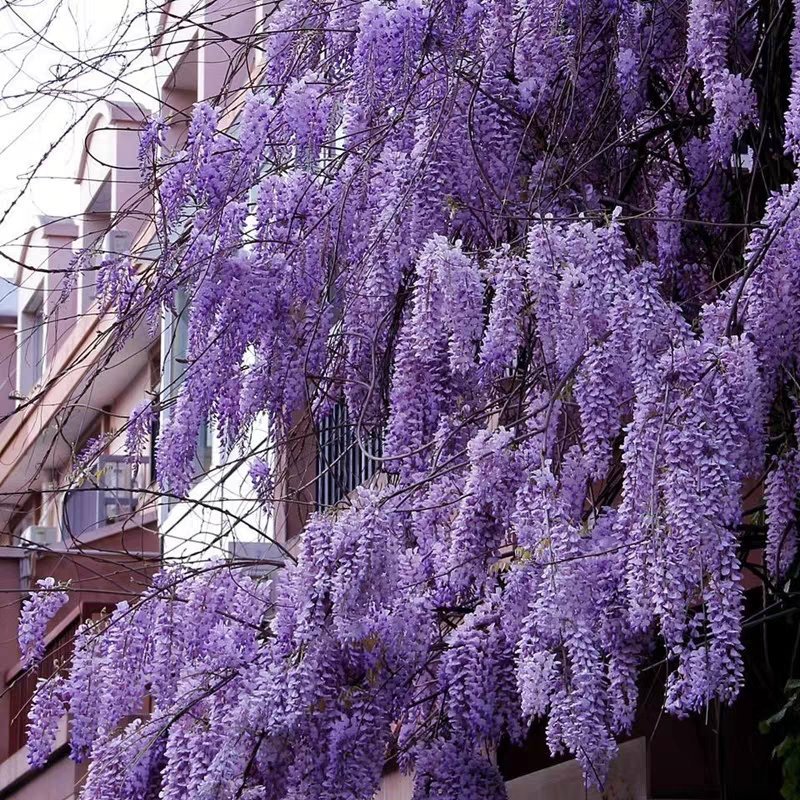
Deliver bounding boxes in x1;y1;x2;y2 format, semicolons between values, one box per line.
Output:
21;526;59;547
227;540;285;578
227;541;286;618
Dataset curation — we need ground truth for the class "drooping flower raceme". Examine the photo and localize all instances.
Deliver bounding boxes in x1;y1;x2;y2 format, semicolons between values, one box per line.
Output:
27;674;67;769
18;578;68;668
23;0;800;797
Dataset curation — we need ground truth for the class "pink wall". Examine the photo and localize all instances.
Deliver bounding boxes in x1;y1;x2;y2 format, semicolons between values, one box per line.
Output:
41;219;79;370
107;362;153;457
198;0;258;103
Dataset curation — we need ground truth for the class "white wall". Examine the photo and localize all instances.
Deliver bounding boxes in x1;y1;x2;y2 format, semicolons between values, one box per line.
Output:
159;414;274;564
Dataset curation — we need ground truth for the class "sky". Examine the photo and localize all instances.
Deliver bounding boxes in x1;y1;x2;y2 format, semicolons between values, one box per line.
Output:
0;0;154;282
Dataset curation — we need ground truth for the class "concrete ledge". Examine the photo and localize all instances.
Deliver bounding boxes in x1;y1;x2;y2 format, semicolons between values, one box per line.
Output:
506;737;648;800
0;714;69;798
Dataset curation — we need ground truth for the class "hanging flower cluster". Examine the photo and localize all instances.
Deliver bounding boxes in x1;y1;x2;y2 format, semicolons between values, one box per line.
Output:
23;0;800;796
18;578;68;668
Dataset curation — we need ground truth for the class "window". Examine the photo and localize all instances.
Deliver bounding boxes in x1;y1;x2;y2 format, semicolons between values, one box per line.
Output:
148;345;161;484
30;305;44;384
198;414;213;473
160;288;215;494
160;34;198;153
315;400;382;510
17;293;45;397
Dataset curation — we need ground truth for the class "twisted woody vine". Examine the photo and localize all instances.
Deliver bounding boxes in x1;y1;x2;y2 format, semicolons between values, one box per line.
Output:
15;0;800;796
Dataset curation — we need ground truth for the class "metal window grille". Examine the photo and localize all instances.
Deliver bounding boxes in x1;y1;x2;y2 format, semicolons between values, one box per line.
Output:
315;401;382;510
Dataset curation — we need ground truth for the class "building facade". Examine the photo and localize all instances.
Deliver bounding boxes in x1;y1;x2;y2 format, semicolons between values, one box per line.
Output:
0;110;161;798
0;2;278;796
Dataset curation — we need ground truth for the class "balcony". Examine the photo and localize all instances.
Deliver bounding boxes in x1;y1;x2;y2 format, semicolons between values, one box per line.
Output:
62;455;150;541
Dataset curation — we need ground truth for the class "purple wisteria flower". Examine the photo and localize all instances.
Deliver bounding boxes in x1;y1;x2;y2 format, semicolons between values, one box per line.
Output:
18;578;69;669
20;0;800;795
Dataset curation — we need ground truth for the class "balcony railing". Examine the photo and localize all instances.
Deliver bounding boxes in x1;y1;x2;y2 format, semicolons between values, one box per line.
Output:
8;619;78;756
62;455;149;540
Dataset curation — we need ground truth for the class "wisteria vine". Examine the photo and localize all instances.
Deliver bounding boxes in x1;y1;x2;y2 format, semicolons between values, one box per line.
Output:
23;0;800;796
